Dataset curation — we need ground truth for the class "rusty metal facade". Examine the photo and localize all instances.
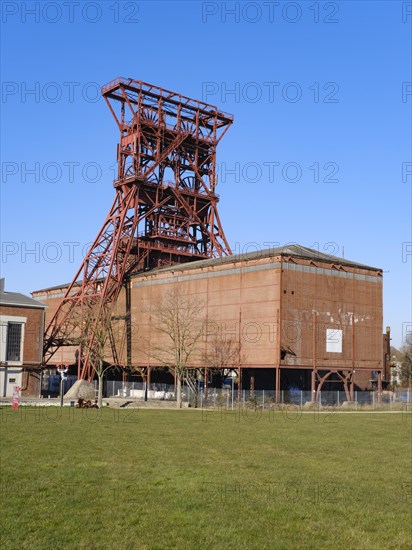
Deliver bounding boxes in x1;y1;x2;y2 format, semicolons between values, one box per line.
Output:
278;256;383;400
42;78;233;379
33;247;385;396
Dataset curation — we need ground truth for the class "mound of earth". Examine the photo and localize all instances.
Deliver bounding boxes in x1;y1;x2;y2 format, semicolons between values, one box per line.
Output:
64;380;95;400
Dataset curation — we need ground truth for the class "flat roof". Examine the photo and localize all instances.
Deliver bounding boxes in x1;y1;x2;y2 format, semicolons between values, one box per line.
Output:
135;244;382;278
32;244;381;294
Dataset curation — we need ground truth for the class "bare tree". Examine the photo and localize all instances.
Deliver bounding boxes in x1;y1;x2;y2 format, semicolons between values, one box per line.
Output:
148;287;206;408
203;335;242;372
400;335;412;388
202;333;243;391
74;304;114;407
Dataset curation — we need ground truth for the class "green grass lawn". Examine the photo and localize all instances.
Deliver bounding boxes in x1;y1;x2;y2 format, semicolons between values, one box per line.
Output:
1;406;411;550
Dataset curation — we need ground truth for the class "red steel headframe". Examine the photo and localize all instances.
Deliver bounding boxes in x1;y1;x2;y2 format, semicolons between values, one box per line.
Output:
43;77;234;379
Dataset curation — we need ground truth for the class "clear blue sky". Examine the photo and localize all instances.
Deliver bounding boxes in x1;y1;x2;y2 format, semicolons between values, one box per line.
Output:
1;1;411;348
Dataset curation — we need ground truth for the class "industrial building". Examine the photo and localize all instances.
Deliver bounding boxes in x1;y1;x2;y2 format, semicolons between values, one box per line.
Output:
29;77;388;400
32;244;386;398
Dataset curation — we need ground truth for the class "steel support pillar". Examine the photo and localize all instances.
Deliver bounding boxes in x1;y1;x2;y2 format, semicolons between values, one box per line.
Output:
311;369;316;401
275;367;280;403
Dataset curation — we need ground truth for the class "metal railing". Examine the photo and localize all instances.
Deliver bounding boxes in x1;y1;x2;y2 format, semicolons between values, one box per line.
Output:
100;382;411;410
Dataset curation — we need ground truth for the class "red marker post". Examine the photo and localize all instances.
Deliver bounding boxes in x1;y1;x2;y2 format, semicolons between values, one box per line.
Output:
12;386;20;410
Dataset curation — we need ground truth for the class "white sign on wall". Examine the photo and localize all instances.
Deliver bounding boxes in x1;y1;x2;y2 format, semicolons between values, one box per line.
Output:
326;329;342;353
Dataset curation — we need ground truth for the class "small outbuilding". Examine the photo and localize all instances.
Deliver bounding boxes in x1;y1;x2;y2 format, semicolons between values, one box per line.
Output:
0;278;46;397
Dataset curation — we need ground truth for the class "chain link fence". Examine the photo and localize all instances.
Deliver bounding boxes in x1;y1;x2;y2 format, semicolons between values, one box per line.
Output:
101;381;411;410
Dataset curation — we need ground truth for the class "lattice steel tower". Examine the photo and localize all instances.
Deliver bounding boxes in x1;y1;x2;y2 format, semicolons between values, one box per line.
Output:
43;77;234;378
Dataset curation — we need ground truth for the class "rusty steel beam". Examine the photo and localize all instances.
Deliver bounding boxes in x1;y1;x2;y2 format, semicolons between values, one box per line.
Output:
43;77;234;379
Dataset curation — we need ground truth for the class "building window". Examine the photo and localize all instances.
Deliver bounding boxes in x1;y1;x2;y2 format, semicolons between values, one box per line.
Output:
6;323;22;362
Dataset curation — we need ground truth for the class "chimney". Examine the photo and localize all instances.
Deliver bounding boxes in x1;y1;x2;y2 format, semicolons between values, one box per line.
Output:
0;278;4;292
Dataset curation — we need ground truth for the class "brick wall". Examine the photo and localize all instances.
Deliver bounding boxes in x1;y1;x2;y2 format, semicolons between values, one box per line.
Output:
0;305;45;396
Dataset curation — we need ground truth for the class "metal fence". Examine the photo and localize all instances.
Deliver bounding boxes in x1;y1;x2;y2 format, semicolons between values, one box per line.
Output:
100;381;411;410
102;381;177;401
197;389;412;410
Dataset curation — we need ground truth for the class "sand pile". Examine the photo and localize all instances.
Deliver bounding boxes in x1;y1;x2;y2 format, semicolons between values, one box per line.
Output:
64;380;95;400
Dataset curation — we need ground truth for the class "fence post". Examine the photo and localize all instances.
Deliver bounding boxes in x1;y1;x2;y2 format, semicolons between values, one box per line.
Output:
372;391;375;410
355;391;357;408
